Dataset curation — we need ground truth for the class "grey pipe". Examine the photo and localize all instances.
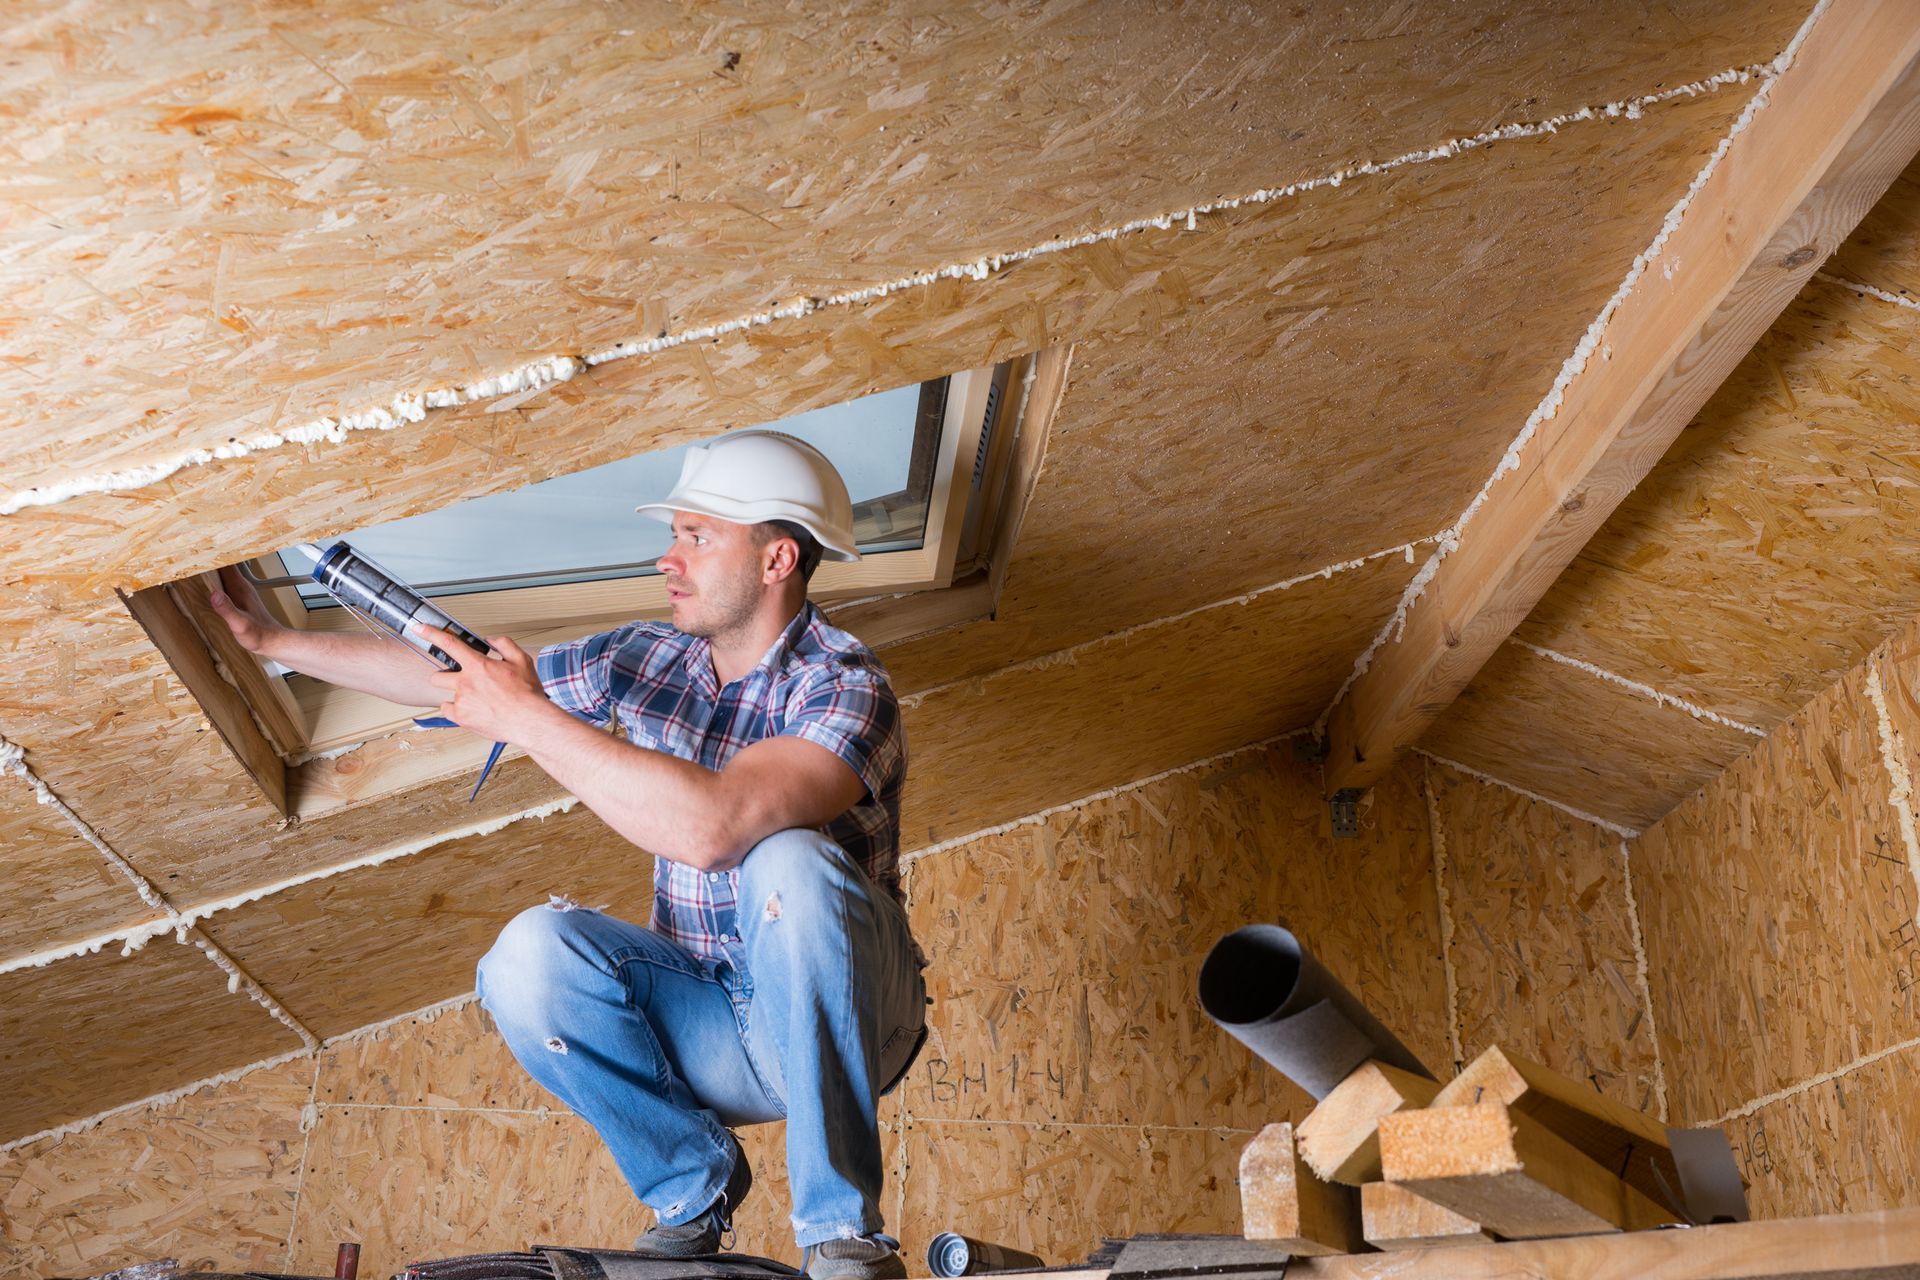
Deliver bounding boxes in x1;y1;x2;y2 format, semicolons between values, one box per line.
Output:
1198;923;1431;1099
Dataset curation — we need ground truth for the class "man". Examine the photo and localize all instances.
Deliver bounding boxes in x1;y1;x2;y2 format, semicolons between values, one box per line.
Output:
211;430;925;1280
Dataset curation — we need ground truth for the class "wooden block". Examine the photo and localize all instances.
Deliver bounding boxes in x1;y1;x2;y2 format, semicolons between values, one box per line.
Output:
1360;1182;1494;1250
1240;1122;1364;1256
1379;1102;1677;1239
1434;1045;1684;1212
1297;1059;1442;1185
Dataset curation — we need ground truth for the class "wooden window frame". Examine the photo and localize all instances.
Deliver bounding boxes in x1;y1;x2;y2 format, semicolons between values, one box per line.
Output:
125;346;1068;821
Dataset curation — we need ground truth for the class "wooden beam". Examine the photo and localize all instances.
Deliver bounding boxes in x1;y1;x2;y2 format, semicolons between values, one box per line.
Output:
121;584;290;817
1038;1209;1920;1280
1434;1045;1686;1212
1293;1206;1920;1280
1296;1059;1442;1185
1239;1122;1365;1256
1361;1181;1495;1251
1324;2;1920;794
1379;1102;1676;1239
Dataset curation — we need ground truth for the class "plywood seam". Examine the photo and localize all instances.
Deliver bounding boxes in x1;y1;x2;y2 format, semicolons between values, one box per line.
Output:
1415;750;1640;838
1863;660;1920;944
279;1056;324;1276
0;732;319;1052
1315;2;1826;738
1509;641;1768;737
0;58;1782;521
1422;758;1467;1076
1706;1030;1920;1126
898;535;1442;712
1816;268;1920;312
1616;838;1671;1123
0;1045;311;1156
901;730;1307;863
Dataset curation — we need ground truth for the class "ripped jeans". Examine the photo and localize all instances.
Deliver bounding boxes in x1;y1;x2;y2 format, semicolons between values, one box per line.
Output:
475;829;927;1249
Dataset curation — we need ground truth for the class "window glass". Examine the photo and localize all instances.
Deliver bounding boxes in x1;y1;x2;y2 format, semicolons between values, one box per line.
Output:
279;381;933;604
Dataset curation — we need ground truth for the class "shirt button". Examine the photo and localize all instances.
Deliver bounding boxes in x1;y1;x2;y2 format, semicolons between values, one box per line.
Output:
708;872;719;882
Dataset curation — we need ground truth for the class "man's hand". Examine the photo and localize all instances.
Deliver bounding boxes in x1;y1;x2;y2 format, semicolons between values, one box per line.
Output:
422;627;555;744
208;565;285;656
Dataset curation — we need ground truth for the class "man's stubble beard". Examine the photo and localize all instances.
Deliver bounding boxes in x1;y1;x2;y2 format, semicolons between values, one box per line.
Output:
676;559;764;647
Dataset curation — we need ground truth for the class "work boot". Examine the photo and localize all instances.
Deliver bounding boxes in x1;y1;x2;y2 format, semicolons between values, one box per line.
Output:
805;1233;907;1280
630;1132;752;1257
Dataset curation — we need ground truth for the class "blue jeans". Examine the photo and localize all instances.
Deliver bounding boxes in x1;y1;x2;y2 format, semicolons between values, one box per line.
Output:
475;828;927;1248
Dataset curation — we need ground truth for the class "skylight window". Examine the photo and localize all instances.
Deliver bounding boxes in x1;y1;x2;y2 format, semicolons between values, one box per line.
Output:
124;348;1068;822
273;381;944;602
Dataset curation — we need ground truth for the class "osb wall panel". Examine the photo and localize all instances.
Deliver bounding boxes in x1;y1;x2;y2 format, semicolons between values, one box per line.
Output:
0;1056;313;1280
315;1000;543;1111
1515;276;1920;730
1634;663;1918;1125
0;937;304;1144
897;1121;1244;1267
0;777;161;965
1;0;1807;500
1421;641;1757;831
901;550;1420;846
200;804;654;1039
1725;1040;1920;1222
903;746;1448;1131
1426;758;1660;1111
1829;158;1920;298
873;87;1758;696
290;1108;637;1273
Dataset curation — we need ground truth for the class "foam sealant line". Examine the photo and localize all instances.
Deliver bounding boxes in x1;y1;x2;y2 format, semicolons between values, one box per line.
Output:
1421;759;1467;1075
0;1046;313;1155
0;733;318;1048
1315;0;1831;737
1414;747;1640;838
0;60;1783;520
1864;661;1920;923
899;535;1440;712
901;729;1308;864
1708;1031;1920;1127
1815;270;1920;313
1513;641;1767;737
1616;837;1671;1123
0;792;582;974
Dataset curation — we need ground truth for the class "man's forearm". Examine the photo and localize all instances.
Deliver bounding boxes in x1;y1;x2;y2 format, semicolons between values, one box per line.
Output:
516;703;739;869
260;627;446;709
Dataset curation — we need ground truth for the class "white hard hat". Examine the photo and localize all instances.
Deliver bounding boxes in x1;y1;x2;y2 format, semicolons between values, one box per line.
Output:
636;430;861;561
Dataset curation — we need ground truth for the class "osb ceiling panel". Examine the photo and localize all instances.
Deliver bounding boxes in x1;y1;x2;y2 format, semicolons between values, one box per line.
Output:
1513;276;1920;730
1421;641;1758;831
899;547;1421;846
0;81;1751;913
881;87;1756;695
0;776;162;965
197;804;651;1039
1;0;1809;502
0;937;304;1143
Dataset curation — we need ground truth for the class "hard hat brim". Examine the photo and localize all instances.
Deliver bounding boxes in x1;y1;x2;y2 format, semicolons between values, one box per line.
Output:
635;498;862;562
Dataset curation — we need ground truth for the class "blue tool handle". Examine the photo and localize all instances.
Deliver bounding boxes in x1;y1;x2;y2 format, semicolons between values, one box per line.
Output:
412;716;458;729
469;740;507;803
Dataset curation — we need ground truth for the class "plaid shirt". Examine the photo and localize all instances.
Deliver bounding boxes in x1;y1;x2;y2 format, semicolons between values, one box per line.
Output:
536;600;907;961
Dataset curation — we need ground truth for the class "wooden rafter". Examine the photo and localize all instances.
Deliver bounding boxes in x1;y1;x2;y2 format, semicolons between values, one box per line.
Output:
1323;0;1920;796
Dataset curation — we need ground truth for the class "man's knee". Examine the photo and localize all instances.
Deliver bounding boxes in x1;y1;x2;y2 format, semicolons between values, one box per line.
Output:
736;828;859;920
477;900;594;1017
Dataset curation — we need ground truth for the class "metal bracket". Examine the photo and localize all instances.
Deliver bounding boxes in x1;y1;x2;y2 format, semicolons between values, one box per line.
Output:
1330;787;1364;839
